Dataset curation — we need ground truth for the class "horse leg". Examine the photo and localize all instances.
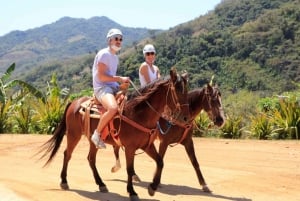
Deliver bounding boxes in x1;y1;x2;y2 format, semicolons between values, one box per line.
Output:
183;137;211;193
87;143;108;192
144;143;163;196
154;141;169;187
111;145;121;173
124;148;140;201
60;131;81;190
111;145;141;182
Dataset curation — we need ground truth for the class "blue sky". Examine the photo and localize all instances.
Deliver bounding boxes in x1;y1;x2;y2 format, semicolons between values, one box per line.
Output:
1;0;221;36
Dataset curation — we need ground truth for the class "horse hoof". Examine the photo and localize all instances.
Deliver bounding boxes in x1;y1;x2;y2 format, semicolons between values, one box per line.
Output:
132;175;141;182
60;182;69;190
148;185;155;196
202;185;212;193
99;185;108;192
111;166;121;173
130;195;140;201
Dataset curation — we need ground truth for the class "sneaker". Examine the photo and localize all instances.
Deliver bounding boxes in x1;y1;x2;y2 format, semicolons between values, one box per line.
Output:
91;130;106;149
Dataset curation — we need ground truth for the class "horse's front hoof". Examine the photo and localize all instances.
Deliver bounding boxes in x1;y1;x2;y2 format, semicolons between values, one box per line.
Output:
202;185;212;193
132;175;141;182
60;182;69;190
99;185;109;192
148;185;155;196
130;195;140;201
111;165;121;173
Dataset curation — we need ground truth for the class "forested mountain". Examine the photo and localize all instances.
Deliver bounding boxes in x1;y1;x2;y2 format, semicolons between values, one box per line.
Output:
120;0;299;94
0;16;159;75
3;0;300;95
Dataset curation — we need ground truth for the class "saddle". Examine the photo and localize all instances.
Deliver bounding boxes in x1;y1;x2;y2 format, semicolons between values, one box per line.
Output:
79;83;129;146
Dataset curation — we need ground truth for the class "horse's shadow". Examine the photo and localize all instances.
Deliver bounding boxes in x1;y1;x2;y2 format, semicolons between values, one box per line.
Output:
47;188;159;201
108;179;252;201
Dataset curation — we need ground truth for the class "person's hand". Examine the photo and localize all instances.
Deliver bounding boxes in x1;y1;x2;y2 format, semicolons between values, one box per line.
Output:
119;76;130;83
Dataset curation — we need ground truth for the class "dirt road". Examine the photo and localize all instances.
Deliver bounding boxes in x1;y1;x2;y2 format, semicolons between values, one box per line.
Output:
0;134;299;201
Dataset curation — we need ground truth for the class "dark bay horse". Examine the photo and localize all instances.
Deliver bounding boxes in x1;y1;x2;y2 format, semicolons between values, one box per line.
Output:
111;84;225;193
39;68;189;201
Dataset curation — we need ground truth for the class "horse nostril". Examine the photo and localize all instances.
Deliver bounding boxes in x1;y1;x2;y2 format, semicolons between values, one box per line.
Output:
216;116;224;126
183;117;188;122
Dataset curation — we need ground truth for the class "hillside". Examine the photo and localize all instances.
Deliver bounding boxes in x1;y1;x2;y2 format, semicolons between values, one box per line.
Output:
2;0;299;95
119;0;299;94
0;16;160;76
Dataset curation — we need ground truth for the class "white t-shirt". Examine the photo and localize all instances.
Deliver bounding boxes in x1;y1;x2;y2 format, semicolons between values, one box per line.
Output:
92;47;119;89
139;63;159;87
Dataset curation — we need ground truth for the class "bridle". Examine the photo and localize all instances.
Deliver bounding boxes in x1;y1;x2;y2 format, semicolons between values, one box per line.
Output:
162;77;190;123
129;77;188;123
158;85;224;146
202;86;224;124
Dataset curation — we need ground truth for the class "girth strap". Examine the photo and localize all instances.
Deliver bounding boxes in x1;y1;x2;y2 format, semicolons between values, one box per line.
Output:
119;114;158;148
169;123;193;147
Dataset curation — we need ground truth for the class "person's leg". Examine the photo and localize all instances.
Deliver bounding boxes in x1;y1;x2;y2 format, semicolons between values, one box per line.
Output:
91;89;118;149
96;93;118;133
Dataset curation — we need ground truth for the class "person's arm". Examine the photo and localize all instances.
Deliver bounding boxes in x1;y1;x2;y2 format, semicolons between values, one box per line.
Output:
156;66;161;79
139;63;151;84
98;62;129;83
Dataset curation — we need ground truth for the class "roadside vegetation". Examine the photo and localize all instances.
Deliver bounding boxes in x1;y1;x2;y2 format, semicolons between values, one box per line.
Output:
1;63;299;140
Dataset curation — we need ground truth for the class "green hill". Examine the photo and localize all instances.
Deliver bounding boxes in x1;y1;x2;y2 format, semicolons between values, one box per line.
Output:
120;0;299;94
0;16;160;76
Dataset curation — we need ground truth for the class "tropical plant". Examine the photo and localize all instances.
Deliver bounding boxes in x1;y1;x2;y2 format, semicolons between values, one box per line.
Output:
193;111;212;137
246;112;274;139
257;97;280;113
31;73;70;134
270;95;300;139
0;63;43;133
219;114;244;139
11;95;34;134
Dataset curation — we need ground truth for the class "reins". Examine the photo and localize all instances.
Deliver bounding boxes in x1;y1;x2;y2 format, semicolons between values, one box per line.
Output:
129;79;183;119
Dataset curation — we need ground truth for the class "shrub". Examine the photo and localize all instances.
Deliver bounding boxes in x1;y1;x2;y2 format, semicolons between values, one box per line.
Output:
219;114;244;139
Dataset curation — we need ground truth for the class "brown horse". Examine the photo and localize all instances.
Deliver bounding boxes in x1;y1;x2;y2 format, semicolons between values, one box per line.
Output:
111;84;225;193
39;68;190;201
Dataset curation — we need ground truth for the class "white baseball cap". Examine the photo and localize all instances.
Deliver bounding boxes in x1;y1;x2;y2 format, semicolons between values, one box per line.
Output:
106;28;122;39
143;44;156;55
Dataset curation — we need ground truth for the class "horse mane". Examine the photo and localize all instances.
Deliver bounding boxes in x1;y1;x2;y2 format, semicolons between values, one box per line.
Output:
188;88;204;109
125;76;170;111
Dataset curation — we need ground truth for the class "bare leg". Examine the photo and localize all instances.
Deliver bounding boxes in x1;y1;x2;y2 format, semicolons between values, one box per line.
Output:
96;93;118;134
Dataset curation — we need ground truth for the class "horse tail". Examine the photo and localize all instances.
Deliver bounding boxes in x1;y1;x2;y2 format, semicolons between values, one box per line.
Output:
39;102;71;167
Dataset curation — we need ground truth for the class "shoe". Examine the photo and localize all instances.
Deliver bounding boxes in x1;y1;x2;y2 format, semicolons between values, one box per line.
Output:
91;130;106;149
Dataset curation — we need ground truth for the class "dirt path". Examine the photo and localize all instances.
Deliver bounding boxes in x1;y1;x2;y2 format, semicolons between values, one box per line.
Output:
0;134;299;201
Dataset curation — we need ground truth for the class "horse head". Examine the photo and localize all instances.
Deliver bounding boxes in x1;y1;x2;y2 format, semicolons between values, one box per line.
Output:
202;84;226;127
163;67;190;124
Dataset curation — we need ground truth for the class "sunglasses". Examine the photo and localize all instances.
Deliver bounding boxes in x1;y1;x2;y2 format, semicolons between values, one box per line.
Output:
145;52;155;56
114;37;123;42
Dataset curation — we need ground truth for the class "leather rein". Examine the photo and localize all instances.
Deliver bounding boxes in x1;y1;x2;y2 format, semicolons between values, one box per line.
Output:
121;79;185;136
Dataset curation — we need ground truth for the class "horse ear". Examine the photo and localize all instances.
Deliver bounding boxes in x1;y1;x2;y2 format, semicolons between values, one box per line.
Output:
181;70;188;82
170;67;178;82
206;83;213;93
209;75;215;86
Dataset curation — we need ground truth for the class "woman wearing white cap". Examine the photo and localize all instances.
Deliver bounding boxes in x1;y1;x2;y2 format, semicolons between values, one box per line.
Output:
139;44;161;87
91;28;130;149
